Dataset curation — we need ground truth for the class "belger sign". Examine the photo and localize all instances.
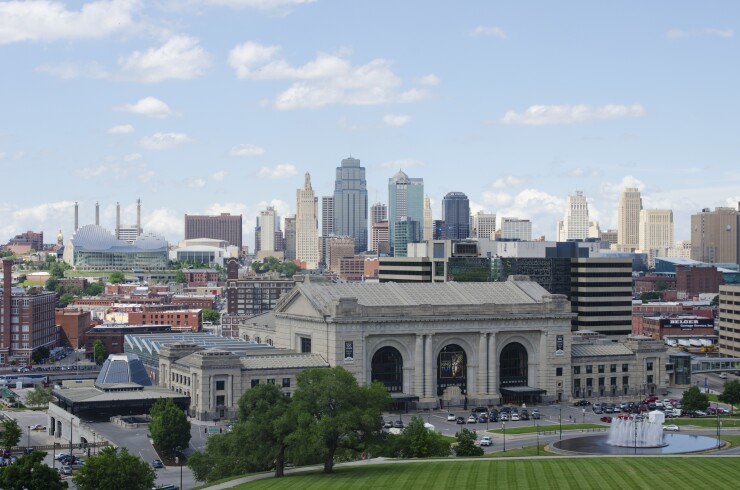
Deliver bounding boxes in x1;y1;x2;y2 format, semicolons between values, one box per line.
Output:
664;318;712;330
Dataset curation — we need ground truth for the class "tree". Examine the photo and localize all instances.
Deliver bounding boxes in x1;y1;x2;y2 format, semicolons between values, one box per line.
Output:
59;292;75;307
149;398;191;457
84;281;104;296
174;270;185;284
26;385;55;408
711;294;720;307
238;383;295;477
202;309;220;324
0;451;67;490
73;446;155;490
719;379;740;413
92;339;108;364
385;416;450;458
640;291;661;303
108;271;125;284
45;276;59;292
31;346;50;364
682;385;710;412
290;366;390;474
1;419;22;450
453;428;483;457
188;425;261;482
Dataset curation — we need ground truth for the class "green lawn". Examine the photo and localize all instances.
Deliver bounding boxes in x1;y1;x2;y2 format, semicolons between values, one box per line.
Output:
672;417;740;428
488;423;605;435
228;458;740;489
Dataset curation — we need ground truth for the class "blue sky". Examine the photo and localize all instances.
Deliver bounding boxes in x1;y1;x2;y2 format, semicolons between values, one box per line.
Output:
1;0;738;249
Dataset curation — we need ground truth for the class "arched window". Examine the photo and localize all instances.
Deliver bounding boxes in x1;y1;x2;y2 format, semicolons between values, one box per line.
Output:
371;346;403;393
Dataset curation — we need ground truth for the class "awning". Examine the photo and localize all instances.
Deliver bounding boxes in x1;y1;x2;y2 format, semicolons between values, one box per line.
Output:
500;386;546;395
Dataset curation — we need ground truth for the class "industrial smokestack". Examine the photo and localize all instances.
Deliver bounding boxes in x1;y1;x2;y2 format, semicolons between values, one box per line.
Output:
74;202;79;231
137;198;141;236
116;202;121;239
95;202;100;226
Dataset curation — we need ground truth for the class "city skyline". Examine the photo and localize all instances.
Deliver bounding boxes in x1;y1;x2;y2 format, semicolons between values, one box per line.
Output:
2;1;739;248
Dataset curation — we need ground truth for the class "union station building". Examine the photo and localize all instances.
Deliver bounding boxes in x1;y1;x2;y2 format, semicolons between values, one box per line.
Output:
242;276;576;408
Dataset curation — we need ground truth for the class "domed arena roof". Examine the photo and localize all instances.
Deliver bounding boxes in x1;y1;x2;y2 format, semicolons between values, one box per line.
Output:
96;353;152;386
133;233;168;250
71;225;167;252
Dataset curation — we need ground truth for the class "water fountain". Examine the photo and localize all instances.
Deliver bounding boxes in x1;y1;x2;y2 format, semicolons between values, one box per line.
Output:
550;410;721;455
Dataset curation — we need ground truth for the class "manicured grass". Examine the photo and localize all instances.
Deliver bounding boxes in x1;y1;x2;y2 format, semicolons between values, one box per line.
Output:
672;417;740;428
488;423;605;435
229;458;740;489
722;435;740;447
483;444;554;458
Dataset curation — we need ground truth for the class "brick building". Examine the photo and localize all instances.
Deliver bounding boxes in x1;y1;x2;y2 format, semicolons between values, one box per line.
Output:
183;269;220;287
225;259;297;317
87;324;172;355
676;265;724;300
127;308;202;332
55;307;94;349
632;314;715;341
633;275;676;294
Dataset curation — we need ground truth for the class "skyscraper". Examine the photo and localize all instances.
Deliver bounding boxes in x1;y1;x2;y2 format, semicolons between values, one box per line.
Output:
370;202;387;224
388;170;424;256
333;157;368;253
423;195;433;242
442;192;470;240
500;217;532;241
259;207;276;252
185;212;242;250
296;173;320;269
617;187;642;252
321;196;334;236
557;191;591;241
284;216;296;261
690;206;740;264
471;211;496;240
639;209;674;268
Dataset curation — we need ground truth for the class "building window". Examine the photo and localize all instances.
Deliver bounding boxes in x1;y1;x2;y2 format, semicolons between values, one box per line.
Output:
267;379;275;384
556;367;563;377
647;375;654;384
598;365;605;374
282;378;291;388
216;395;225;407
251;379;260;388
622;364;629;373
573;366;580;375
622;376;629;386
610;364;617;373
300;336;311;353
646;361;653;371
586;365;592;374
216;380;225;391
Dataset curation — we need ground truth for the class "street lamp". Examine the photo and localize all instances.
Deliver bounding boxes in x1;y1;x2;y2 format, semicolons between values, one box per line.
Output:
535;418;539;456
175;447;183;490
559;405;562;441
502;422;506;452
27;426;30;449
582;408;586;431
716;403;721;449
92;431;96;456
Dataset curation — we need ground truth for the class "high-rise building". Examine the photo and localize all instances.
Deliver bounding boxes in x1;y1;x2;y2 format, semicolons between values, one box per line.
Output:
284;216;296;261
393;218;421;257
617;188;642;252
423;195;433;242
328;236;356;273
471;211;496;239
557;191;591;241
259;207;277;252
600;229;618;246
639;209;674;265
442;192;470;240
371;221;390;255
719;285;740;357
296;173;320;270
370;202;387;224
388;170;424;255
690;206;740;265
433;220;446;240
500;217;532;241
571;258;633;336
185;212;243;250
333;157;368;253
321;196;334;236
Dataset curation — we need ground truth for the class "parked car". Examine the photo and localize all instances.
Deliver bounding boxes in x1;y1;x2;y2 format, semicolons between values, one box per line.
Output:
456;416;466;424
573;400;591;406
478;413;488;423
30;424;47;431
500;413;509;421
663;424;680;431
473;406;488;414
447;413;456;421
480;436;493;446
600;416;613;423
520;409;529;421
531;409;541;420
61;465;72;476
151;459;164;469
592;403;603;414
467;414;478;424
393;420;404;429
55;453;72;461
383;420;393;429
510;413;520;421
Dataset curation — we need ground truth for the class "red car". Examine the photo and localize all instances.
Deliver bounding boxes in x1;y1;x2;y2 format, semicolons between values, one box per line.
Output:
600;416;613;423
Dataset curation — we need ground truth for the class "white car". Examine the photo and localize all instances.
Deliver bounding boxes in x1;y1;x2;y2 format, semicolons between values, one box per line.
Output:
447;413;456;421
510;413;520;421
663;424;680;431
480;436;493;446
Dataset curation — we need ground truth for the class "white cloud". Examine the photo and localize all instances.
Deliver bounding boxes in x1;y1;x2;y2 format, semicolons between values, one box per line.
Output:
383;114;411;127
188;178;207;188
0;0;140;45
124;153;142;161
114;97;179;118
12;200;76;222
666;29;690;39
228;41;430;109
118;35;210;83
230;143;265;157
560;167;601;178
256;199;291;219
378;158;425;169
705;28;734;38
139;132;192;150
492;175;525;189
599;175;646;198
481;190;513;207
257;164;298;179
35;62;109;80
204;0;315;9
210;171;226;181
498;104;646;125
470;25;507;39
417;74;440;85
107;124;135;135
144;208;181;237
205;202;250;217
